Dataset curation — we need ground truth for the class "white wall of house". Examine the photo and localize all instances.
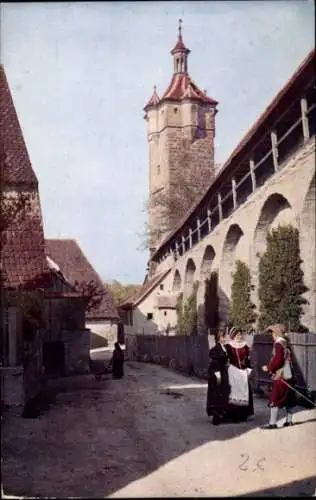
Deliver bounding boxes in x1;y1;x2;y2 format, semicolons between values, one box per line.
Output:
87;320;118;349
125;272;178;335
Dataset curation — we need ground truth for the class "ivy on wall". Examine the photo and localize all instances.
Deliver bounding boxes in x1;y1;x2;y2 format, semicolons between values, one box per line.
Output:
258;224;308;332
228;260;256;330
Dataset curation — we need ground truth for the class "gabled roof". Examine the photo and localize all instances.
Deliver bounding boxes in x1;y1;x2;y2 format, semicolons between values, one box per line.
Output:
45;239;119;320
120;269;171;308
0;65;51;289
152;48;315;259
0;65;38;187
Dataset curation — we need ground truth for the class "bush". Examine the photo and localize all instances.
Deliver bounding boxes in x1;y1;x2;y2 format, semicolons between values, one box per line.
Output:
258;224;308;331
228;260;256;330
176;282;199;335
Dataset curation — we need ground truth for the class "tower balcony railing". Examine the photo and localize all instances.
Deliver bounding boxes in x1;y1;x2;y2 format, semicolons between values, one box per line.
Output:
155;86;315;265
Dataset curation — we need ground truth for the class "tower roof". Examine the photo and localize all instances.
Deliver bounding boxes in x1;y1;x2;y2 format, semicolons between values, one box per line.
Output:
144;85;161;111
171;19;190;56
161;73;218;105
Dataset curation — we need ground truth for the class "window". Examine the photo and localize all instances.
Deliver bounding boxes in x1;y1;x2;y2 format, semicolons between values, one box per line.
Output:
147;313;153;320
174;107;178;114
157;165;161;175
159;284;164;290
164;311;167;316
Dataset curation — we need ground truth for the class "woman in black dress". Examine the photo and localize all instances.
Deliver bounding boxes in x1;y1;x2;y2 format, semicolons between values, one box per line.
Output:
110;342;125;379
206;329;231;425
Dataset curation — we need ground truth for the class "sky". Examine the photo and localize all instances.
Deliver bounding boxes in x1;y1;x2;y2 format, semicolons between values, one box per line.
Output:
1;1;314;284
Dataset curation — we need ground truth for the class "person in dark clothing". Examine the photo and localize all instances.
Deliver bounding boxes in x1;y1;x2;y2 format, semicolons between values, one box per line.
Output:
206;329;231;425
110;342;125;379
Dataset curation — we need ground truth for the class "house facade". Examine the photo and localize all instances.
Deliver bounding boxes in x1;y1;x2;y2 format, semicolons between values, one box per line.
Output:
0;65;91;413
122;33;316;335
45;239;120;349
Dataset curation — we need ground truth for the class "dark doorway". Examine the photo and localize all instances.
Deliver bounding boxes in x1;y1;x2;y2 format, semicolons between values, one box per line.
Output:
43;341;65;377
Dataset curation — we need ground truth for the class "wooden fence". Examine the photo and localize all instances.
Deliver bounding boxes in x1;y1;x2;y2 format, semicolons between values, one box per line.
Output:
126;331;316;397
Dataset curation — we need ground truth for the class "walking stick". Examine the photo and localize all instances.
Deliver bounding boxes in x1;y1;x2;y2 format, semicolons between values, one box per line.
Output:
280;379;316;407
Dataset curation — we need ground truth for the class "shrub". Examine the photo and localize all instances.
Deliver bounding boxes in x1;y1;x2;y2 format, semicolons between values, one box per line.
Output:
228;260;256;330
258;224;308;331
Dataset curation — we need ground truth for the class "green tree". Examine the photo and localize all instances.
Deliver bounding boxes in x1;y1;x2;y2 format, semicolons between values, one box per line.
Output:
204;271;219;332
176;282;199;336
176;292;184;334
106;280;142;306
258;224;308;331
228;260;256;330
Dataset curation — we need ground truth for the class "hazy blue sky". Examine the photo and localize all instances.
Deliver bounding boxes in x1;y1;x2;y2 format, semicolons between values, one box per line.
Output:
1;1;314;284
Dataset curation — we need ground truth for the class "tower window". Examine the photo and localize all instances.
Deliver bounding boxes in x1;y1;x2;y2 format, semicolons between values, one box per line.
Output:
157;165;161;174
174;107;178;114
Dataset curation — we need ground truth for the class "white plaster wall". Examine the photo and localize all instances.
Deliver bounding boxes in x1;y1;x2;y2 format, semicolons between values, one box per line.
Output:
87;321;118;349
152;138;316;330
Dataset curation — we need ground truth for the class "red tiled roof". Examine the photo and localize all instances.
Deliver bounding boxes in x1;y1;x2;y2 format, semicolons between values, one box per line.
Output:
119;269;171;308
161;73;218;106
0;65;50;289
0;65;38;187
171;37;190;55
152;48;315;259
45;239;119;320
144;86;161;111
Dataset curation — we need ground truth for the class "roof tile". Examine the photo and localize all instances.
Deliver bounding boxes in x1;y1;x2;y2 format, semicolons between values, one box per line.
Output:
45;239;119;320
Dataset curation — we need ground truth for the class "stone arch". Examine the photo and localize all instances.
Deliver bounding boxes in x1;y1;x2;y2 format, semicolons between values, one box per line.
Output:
184;258;196;296
172;269;182;293
200;245;216;280
300;174;316;331
197;246;216;335
220;224;244;324
254;193;294;258
251;192;295;316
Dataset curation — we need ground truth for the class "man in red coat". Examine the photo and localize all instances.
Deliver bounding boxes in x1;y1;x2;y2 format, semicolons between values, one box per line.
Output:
261;323;296;429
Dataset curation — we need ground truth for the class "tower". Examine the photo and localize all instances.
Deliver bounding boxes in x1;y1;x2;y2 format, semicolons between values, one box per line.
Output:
144;20;218;256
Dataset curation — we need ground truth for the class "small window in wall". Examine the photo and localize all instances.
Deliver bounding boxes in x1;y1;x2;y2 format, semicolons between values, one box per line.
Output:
174;107;178;114
147;313;153;320
157;165;161;175
164;311;167;316
159;284;164;290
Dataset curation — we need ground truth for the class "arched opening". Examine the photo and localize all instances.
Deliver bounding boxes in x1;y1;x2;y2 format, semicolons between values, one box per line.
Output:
172;269;182;293
184;258;196;296
200;245;216;280
252;192;294;315
253;193;293;259
220;224;244;324
197;246;216;335
300;174;316;331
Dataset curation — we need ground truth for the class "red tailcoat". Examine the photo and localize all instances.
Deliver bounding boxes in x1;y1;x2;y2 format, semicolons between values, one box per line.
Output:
267;338;295;408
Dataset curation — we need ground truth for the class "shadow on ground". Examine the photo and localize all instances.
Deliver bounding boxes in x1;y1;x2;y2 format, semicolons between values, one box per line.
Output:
2;360;315;498
240;475;316;497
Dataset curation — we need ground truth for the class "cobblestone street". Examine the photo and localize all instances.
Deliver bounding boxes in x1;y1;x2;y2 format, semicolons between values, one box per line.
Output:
2;360;316;498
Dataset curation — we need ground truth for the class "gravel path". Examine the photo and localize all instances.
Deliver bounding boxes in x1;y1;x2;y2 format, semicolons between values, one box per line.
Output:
2;361;316;498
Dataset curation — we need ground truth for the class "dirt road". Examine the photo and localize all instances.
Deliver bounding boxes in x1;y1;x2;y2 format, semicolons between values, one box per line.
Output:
2;360;316;498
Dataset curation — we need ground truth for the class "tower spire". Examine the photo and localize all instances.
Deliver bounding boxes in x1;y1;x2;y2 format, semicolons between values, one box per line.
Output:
171;19;190;74
178;18;183;40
